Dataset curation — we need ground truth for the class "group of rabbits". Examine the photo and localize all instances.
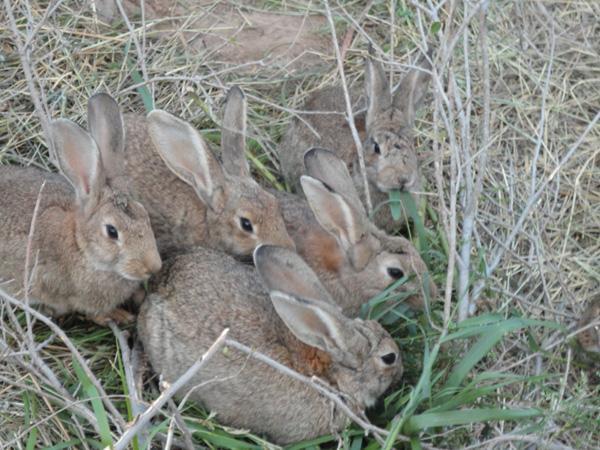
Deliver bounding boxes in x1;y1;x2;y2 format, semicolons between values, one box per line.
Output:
0;52;435;444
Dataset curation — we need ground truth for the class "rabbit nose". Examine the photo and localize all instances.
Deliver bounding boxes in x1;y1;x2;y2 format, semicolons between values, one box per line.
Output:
144;252;162;275
397;174;415;191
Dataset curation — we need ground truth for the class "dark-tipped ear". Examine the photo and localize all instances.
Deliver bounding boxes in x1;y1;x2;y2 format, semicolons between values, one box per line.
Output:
50;119;104;204
365;55;392;130
220;86;249;177
393;51;432;126
300;176;368;252
87;92;125;179
253;245;334;304
303;147;365;215
147;110;226;211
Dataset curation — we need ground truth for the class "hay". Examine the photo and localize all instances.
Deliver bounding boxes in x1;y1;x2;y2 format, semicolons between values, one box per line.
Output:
1;0;599;448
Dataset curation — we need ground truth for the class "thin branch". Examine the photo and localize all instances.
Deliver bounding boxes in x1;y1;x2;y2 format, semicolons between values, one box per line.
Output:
323;0;373;215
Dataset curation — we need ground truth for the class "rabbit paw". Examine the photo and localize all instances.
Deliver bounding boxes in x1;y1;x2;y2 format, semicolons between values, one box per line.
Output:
90;308;135;326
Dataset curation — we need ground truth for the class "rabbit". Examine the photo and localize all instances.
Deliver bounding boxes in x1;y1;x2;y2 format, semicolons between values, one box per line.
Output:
279;50;432;233
122;86;294;259
138;244;402;444
273;148;437;316
577;296;599;354
0;93;161;324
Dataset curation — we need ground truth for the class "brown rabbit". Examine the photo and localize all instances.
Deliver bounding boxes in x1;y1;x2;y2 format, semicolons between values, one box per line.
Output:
123;86;294;258
0;94;161;324
577;296;600;354
138;245;401;444
274;148;436;316
279;51;432;233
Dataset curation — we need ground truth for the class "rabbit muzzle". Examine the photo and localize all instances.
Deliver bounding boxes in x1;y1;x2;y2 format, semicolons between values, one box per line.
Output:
117;249;162;281
375;165;420;193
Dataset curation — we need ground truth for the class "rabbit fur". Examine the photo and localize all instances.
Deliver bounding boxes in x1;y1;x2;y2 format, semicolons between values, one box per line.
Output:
138;244;401;444
0;93;161;323
123;86;294;258
279;51;432;233
274;148;436;316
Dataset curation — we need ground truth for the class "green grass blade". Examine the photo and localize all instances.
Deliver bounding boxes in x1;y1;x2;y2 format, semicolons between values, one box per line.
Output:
24;392;38;450
72;357;112;447
441;317;559;393
41;440;82;450
404;408;542;434
130;68;154;112
399;191;430;264
389;190;402;220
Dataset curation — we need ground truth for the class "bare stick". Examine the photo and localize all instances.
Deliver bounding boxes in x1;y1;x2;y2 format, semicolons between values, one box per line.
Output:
457;2;491;321
110;328;230;450
323;0;373;215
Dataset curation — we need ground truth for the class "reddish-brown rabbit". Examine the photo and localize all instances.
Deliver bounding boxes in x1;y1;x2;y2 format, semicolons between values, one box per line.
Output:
279;52;432;232
138;245;401;444
0;94;161;324
123;87;293;258
275;148;436;316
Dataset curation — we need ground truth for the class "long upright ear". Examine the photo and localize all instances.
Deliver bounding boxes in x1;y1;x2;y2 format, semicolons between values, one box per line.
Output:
254;245;357;363
365;55;392;130
303;148;365;216
220;86;249;177
87;93;125;180
393;51;432;126
147;110;226;211
253;245;334;304
50;119;104;204
300;176;368;253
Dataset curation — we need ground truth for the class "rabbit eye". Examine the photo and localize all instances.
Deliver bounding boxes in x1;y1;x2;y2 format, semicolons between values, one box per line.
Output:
240;217;254;233
105;224;119;240
373;142;381;154
381;352;397;365
387;267;404;279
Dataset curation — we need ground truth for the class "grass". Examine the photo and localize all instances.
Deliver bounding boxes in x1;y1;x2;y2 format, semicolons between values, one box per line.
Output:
1;0;599;449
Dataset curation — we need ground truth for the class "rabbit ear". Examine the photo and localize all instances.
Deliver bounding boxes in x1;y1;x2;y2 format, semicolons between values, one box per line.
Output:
365;56;392;130
268;291;359;364
393;51;432;126
254;246;357;362
254;245;334;304
147;110;226;212
303;148;365;216
50;119;104;204
220;86;250;178
87;92;125;180
300;176;368;253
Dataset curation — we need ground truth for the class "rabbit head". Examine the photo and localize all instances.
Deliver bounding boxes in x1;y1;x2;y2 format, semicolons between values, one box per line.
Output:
147;87;294;258
362;51;432;193
254;244;402;408
301;148;436;312
50;93;161;282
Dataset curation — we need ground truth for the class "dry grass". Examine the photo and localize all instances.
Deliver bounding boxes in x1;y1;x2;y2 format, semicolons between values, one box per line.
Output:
1;0;599;449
